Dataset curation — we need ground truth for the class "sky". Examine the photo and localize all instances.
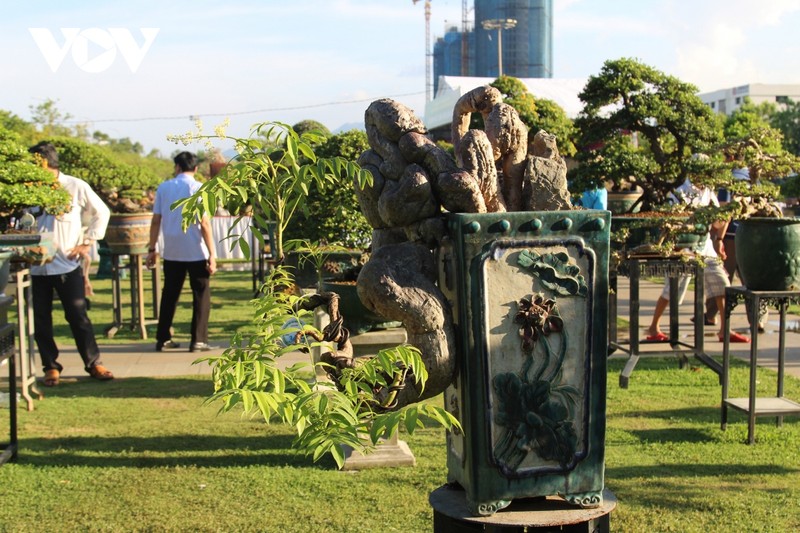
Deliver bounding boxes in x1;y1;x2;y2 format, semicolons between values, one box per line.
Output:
3;0;800;157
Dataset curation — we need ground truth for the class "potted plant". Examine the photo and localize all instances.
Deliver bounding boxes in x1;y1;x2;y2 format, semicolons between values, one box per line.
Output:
170;120;458;467
721;128;800;290
45;137;166;254
283;129;373;286
0;127;71;270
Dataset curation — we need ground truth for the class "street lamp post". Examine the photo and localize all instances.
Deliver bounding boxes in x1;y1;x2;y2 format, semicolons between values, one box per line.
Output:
481;18;517;77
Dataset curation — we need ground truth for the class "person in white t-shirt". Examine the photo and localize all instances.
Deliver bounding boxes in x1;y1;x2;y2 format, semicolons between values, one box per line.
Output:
146;152;217;352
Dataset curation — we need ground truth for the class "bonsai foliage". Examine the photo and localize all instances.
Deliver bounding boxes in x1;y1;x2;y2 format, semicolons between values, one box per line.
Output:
173;120;458;466
571;58;727;211
0;126;71;221
170;121;372;262
46;136;164;213
195;266;459;468
283;129;373;249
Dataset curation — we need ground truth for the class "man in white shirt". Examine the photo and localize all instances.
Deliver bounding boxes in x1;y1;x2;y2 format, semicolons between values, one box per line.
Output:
146;152;217;352
28;142;114;386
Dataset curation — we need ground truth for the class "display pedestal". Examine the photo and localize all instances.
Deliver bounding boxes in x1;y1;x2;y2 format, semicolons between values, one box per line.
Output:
430;485;616;533
8;267;41;411
610;256;720;388
721;286;800;444
104;254;160;339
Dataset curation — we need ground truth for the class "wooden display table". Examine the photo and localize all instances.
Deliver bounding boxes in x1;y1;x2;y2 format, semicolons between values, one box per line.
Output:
105;253;160;339
721;286;800;444
0;322;16;465
8;267;41;411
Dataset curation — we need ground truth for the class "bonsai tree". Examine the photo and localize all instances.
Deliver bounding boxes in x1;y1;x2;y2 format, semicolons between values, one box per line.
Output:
45;136;165;213
570;57;728;212
0;126;71;227
283;129;372;250
169;120;459;467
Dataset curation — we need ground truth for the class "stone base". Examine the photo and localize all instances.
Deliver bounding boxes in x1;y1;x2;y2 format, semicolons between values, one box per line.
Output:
341;434;416;470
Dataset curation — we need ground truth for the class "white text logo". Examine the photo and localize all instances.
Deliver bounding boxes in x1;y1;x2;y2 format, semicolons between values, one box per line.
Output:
29;28;159;73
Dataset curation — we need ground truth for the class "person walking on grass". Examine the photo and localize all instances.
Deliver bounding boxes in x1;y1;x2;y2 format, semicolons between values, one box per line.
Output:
28;142;114;386
146;151;216;353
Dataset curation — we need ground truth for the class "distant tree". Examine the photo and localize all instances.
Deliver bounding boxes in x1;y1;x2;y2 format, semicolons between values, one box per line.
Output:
0;110;37;145
769;97;800;156
490;75;577;156
570;57;726;210
292;119;330;137
29;98;78;138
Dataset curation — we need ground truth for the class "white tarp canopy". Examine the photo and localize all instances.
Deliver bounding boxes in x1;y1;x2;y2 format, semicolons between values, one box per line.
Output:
424;76;588;131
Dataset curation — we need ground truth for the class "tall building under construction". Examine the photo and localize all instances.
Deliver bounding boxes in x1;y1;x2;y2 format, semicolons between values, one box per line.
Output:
432;0;553;94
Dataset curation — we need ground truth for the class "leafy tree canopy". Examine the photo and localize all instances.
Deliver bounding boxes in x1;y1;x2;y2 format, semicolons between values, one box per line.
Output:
490;75;577;156
570;57;726;210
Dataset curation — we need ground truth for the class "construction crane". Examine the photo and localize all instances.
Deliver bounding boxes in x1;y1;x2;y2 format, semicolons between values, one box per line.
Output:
412;0;432;101
461;0;469;76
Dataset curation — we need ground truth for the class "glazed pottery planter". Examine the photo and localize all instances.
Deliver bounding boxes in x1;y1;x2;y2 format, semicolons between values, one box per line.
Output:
607;190;643;214
735;217;800;291
439;210;609;516
104;212;153;255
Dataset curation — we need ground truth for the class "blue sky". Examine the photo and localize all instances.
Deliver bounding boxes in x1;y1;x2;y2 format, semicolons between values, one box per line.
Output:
3;0;800;156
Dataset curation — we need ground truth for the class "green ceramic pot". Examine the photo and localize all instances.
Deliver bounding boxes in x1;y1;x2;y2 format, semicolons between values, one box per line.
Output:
735;217;800;291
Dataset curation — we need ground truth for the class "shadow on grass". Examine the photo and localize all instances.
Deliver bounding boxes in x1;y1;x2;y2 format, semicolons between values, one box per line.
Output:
38;377;215;399
17;434;338;470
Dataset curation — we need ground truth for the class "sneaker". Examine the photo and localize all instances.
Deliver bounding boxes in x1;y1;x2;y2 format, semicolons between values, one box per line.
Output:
189;342;213;352
156;340;181;352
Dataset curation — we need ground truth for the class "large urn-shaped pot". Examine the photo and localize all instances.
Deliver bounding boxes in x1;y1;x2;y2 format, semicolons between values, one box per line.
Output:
735;217;800;291
104;212;153;255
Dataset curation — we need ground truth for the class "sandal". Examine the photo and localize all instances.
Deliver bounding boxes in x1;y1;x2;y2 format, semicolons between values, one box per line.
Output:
718;332;751;343
88;365;114;381
645;332;669;342
43;369;60;387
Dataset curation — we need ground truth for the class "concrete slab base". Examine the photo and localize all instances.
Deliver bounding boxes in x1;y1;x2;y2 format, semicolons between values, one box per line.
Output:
341;434;416;470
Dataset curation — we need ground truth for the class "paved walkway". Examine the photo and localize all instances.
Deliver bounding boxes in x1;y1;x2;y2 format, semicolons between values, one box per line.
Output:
26;278;800;382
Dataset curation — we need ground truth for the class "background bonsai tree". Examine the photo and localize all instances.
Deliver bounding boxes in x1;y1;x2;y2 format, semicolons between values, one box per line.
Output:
45;137;165;213
0;126;71;227
570;57;728;212
283;129;372;250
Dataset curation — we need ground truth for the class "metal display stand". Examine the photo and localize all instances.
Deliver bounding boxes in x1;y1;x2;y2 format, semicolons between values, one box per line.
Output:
610;256;720;388
8;267;42;411
105;254;160;339
721;286;800;444
0;322;16;465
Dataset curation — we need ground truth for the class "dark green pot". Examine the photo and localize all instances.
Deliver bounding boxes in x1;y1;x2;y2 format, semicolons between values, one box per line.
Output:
735;217;800;291
607;190;642;215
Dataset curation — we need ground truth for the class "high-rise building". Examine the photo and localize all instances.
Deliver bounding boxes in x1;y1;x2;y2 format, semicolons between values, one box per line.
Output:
432;0;553;95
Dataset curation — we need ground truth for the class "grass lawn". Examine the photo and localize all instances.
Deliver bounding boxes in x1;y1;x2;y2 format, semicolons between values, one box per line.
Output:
1;268;799;531
44;264;260;348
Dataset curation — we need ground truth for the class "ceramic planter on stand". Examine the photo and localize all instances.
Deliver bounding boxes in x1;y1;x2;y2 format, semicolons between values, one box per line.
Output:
103;212;153;255
438;210;610;516
735;217;800;291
